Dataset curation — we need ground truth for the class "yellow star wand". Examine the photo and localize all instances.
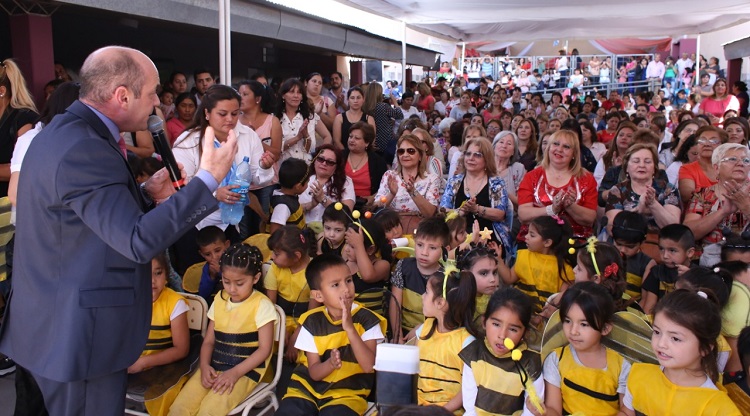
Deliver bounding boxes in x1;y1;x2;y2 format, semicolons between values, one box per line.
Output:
504;338;545;414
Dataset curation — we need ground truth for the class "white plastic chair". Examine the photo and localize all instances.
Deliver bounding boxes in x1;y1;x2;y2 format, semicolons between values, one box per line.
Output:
227;305;286;416
124;293;209;415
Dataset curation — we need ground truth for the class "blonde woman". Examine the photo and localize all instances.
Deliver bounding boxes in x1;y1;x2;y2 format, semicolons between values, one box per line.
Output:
375;134;440;230
0;58;38;198
518;130;598;241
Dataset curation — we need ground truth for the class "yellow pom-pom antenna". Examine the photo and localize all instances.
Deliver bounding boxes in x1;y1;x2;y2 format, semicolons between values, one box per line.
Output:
503;338;515;351
511;349;523;361
352;210;361;219
334;202;343;211
445;210;459;223
586;236;598;254
568;238;575;245
568;247;575;255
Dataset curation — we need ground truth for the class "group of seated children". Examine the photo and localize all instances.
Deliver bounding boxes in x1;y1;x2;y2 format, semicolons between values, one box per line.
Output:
132;202;750;415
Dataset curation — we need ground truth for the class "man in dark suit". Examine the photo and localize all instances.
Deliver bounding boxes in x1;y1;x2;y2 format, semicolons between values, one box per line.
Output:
0;46;238;415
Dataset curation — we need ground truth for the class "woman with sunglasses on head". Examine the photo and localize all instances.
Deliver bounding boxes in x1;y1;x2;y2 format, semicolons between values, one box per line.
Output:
441;137;512;253
299;144;355;224
374;134;441;231
684;143;750;266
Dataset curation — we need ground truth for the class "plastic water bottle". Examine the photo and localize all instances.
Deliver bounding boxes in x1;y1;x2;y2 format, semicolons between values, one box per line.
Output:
221;156;251;225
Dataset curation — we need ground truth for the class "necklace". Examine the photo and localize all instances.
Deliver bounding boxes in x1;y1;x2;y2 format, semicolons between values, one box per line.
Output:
349;153;367;171
465;174;487;197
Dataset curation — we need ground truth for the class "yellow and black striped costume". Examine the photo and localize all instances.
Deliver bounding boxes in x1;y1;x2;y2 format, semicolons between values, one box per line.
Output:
270;193;306;229
459;339;541;416
143;287;185;356
398;258;438;332
514;250;571;314
416;318;474;411
264;262;310;335
209;291;276;383
169;290;277;415
554;345;623;415
353;271;386;317
284;303;386;415
624;252;652;301
627;363;741;415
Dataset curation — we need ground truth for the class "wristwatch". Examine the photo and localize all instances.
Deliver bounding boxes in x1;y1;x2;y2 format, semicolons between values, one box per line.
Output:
321;197;328;206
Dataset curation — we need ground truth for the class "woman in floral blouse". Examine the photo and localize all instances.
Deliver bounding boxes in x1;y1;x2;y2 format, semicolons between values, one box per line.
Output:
605;143;681;242
684;143;750;266
441;136;511;253
374;134;441;232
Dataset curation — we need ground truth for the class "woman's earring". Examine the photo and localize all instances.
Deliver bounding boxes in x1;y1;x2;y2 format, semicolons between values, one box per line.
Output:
205;116;209;120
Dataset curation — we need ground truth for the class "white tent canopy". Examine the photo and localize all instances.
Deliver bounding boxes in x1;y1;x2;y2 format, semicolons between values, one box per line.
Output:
343;0;750;42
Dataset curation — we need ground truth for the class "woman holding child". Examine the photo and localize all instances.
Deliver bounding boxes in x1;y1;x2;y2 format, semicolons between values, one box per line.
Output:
440;137;513;252
684;143;750;266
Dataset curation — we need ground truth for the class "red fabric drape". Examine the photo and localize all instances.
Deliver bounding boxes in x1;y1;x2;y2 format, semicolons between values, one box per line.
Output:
592;38;672;54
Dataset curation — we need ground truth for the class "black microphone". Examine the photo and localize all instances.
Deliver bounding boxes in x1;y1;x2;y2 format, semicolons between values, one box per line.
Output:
148;115;184;190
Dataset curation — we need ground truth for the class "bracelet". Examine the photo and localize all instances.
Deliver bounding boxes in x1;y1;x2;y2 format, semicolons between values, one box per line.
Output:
482;206;487;217
546;205;556;216
321;197;328;206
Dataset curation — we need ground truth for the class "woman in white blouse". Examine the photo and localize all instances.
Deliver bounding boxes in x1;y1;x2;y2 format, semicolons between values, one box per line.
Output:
274;78;331;163
173;85;275;235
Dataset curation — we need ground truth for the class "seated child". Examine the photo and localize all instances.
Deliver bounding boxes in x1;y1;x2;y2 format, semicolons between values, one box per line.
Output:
318;203;351;256
498;215;574;316
375;208;412;261
611;211;656;302
457;245;500;320
572;239;632;313
716;261;750;380
279;254;386;416
269;158;310;234
343;218;392;316
640;224;696;315
445;214;469;260
129;253;190;416
185;226;230;305
415;270;477;412
722;234;750;263
460;287;543;416
544;282;631;416
675;267;732;374
727;327;750;406
390;217;450;343
169;244;276;416
621;290;741;415
265;226;316;362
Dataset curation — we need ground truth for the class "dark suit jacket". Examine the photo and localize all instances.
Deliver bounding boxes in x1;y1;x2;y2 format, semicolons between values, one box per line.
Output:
0;101;218;382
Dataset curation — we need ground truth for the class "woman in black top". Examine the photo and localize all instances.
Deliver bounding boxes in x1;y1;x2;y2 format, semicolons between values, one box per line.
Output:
332;86;375;152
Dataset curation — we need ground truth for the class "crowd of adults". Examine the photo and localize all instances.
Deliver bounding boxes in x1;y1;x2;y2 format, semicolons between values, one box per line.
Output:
3;52;750;270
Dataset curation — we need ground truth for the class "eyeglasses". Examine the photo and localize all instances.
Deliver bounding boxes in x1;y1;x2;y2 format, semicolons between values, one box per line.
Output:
316;156;337;166
720;156;750;166
463;151;484;159
696;138;721;146
397;148;418;156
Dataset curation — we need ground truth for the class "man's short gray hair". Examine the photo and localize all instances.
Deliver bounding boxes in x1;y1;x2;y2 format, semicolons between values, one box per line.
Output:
79;47;146;104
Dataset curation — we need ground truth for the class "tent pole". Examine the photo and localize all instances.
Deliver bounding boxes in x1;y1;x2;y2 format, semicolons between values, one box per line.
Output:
461;42;466;75
694;34;701;90
402;20;406;85
219;0;231;85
